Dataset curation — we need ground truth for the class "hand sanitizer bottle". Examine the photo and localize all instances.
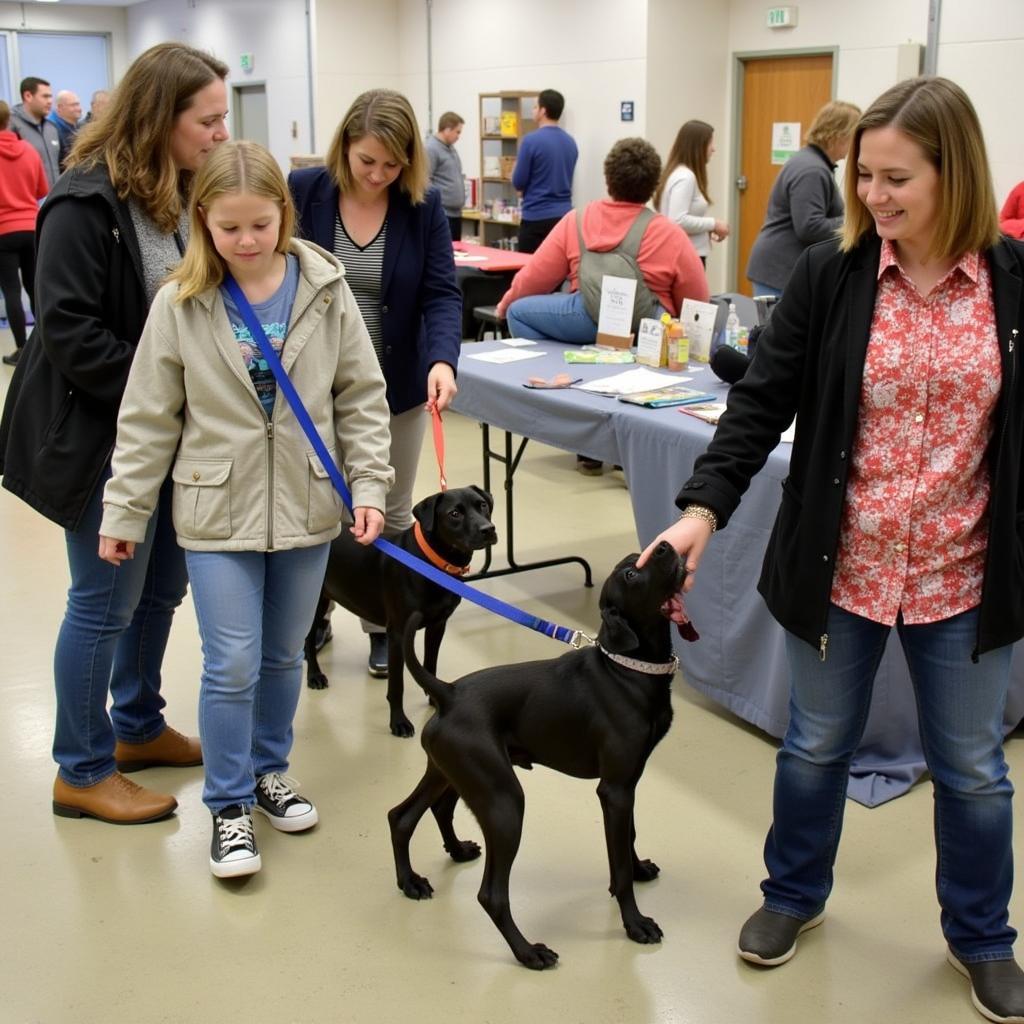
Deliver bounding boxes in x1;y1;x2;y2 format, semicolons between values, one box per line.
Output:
725;302;740;349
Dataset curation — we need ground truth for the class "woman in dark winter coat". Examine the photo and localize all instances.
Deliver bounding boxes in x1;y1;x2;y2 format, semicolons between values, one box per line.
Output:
0;42;229;825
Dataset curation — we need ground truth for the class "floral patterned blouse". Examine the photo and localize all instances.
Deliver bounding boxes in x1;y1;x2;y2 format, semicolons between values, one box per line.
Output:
830;241;1000;625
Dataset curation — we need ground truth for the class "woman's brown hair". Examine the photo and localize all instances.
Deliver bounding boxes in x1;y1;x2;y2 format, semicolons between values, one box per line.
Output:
325;89;428;205
654;120;714;209
69;42;228;233
840;76;999;258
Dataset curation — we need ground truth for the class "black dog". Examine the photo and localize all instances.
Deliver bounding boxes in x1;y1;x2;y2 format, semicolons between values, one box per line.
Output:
387;542;697;968
304;486;496;737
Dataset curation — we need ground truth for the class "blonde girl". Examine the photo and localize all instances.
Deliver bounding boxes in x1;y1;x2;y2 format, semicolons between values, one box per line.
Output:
99;141;393;878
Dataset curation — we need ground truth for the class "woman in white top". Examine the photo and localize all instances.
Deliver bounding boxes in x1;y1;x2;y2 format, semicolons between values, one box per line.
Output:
655;119;729;265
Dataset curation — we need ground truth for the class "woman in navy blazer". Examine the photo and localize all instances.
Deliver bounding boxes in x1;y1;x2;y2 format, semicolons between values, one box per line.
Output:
289;89;462;679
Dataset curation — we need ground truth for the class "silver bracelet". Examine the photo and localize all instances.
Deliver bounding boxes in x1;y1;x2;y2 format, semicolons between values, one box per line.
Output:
680;504;718;533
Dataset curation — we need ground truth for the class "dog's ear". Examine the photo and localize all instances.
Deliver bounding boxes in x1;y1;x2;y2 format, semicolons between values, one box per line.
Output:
598;605;639;654
412;493;443;533
469;485;494;514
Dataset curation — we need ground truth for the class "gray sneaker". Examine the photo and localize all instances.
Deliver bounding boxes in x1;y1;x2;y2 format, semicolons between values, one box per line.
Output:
254;772;318;833
737;907;825;966
948;949;1024;1023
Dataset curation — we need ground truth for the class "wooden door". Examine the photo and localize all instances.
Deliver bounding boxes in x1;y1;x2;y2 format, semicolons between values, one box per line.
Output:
736;54;833;295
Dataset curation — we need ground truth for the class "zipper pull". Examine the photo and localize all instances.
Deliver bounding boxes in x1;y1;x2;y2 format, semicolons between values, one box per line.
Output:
112;226;120;244
1010;328;1018;353
266;422;274;440
818;634;828;662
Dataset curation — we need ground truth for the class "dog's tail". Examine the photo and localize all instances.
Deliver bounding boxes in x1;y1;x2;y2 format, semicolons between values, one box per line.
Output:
403;612;456;713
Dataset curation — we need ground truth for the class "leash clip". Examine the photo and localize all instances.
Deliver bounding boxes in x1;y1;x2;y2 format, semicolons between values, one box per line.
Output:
569;630;597;649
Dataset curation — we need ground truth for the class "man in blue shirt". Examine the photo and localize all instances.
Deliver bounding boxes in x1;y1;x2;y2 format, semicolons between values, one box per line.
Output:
512;89;578;253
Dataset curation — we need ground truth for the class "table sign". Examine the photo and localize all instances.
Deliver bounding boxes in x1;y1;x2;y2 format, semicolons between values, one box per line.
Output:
596;275;636;349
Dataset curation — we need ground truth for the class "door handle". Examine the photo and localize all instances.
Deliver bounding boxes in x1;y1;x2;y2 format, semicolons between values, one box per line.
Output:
735;175;748;192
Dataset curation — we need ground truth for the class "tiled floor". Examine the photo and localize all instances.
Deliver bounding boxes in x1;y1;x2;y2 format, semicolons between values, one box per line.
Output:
1;335;1019;1023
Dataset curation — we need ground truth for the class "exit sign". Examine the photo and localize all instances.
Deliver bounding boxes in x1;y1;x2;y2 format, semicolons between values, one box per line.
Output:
766;6;798;28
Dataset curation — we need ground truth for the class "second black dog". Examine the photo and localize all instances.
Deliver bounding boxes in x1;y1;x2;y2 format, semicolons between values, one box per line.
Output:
304;486;496;737
388;541;696;968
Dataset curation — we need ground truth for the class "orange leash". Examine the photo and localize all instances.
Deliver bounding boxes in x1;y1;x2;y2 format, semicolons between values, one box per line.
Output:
430;404;447;492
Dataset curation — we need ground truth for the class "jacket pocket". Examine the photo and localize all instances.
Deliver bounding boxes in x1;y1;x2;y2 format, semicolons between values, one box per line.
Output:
171;458;233;540
307;449;342;534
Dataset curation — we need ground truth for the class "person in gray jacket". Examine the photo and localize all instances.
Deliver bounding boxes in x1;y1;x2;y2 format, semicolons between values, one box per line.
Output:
745;100;860;296
425;111;465;240
10;76;60;187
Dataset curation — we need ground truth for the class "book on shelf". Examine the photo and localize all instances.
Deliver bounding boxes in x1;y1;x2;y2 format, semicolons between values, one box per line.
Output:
500;111;518;136
482;156;501;178
617;385;717;408
678;401;728;424
483;115;501;135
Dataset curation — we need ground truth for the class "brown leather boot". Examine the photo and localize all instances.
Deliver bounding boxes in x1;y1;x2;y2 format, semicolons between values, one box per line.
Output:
115;725;202;772
53;772;177;824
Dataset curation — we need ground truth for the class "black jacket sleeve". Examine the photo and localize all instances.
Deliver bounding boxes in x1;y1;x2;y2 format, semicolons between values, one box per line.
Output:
36;197;139;406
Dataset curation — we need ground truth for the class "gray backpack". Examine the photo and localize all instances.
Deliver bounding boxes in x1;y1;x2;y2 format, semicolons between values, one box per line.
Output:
576;207;660;333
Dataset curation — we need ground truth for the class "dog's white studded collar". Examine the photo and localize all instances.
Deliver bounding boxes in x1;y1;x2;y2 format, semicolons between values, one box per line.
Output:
598;646;679;676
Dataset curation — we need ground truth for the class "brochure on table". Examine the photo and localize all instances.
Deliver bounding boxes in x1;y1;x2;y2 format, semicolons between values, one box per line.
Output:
680;298;719;362
595;275;636;350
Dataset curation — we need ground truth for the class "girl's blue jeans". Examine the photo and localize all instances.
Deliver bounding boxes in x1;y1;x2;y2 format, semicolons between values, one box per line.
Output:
766;603;1016;962
185;544;330;813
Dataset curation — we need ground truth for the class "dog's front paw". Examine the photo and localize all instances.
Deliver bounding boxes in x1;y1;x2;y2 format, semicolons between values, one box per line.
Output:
444;839;481;863
389;714;415;738
307;672;329;690
398;873;434;900
633;858;660;882
515;942;559;970
624;914;663;944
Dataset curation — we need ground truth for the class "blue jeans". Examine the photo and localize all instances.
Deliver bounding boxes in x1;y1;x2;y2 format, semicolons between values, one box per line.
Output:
766;603;1016;961
186;544;330;813
54;469;188;787
506;291;599;343
749;281;783;299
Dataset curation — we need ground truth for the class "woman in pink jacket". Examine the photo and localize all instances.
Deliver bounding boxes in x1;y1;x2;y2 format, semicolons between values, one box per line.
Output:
1000;181;1024;240
496;137;708;342
0;100;48;366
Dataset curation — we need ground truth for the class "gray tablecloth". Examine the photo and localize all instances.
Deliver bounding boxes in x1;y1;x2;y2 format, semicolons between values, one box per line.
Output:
452;341;1024;807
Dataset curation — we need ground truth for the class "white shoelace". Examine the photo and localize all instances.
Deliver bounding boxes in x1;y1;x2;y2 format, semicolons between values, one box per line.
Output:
218;813;256;854
259;772;303;807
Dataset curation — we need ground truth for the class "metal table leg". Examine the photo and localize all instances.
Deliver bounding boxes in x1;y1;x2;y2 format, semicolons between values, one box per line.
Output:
467;423;593;587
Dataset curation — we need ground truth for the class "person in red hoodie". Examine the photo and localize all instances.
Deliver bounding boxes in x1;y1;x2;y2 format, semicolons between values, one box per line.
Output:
999;180;1024;241
0;99;47;366
497;137;707;338
497;137;707;472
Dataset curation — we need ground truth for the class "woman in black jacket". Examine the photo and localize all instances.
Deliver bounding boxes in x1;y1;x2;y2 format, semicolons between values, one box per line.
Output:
0;43;229;825
644;77;1024;1021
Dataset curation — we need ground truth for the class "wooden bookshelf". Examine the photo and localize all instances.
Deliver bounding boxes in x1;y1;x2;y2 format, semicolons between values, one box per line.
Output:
475;90;537;246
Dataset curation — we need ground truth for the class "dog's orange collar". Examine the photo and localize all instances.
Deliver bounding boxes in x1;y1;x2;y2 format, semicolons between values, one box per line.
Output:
413;521;471;577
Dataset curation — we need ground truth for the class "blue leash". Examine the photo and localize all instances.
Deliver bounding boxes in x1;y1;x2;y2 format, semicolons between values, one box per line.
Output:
223;273;587;647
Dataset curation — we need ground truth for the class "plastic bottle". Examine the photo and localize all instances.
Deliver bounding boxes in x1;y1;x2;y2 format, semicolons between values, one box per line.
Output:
725;302;741;350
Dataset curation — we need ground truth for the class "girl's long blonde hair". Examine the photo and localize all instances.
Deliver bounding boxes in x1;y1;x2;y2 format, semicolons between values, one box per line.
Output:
169;141;296;302
325;89;428;204
69;42;228;233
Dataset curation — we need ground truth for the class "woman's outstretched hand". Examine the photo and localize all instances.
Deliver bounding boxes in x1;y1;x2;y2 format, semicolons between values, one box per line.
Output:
636;516;714;591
